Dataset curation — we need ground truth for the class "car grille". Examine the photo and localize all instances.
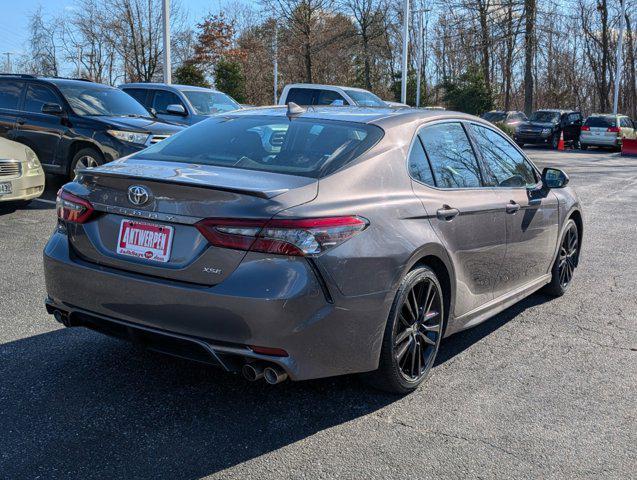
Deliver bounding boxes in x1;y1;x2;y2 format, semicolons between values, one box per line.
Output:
149;134;170;144
0;161;21;177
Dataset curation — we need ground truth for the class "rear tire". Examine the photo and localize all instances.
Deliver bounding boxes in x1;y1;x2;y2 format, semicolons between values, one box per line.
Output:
69;148;103;180
580;143;588;151
543;219;579;297
366;266;444;394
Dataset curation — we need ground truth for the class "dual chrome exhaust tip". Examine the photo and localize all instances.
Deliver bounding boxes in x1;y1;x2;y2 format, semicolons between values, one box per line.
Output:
242;362;288;384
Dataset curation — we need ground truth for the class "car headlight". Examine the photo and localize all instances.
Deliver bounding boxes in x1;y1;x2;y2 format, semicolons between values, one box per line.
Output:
107;130;150;145
25;147;41;170
541;128;552;136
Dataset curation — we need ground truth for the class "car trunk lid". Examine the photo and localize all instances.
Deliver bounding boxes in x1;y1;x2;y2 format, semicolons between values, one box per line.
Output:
66;159;318;285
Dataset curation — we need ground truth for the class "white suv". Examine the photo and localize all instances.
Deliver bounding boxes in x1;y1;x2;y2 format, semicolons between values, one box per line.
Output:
278;84;388;107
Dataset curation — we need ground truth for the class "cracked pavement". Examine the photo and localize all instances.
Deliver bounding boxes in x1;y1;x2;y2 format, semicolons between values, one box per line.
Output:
0;148;635;479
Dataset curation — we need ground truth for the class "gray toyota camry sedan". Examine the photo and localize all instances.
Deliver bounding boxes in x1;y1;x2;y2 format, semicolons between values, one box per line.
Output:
44;106;583;393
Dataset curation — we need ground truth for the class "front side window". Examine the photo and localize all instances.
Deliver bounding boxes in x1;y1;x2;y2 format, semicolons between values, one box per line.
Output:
135;115;384;179
24;84;60;113
152;90;185;114
408;136;435;186
55;83;150;117
470;124;537;188
344;89;386;107
183;90;239;114
317;90;347;106
418;122;482;188
0;81;24;110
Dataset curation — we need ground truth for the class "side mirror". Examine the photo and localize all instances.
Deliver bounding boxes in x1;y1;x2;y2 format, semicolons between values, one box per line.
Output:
41;103;63;115
542;167;569;189
166;104;187;116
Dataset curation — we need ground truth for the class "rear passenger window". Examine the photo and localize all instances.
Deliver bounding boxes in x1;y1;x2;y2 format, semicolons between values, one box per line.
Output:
24;84;60;113
317;90;346;106
470;124;537;188
408;137;435;186
123;88;149;107
152;90;184;114
419;122;482;188
0;81;24;110
285;88;315;106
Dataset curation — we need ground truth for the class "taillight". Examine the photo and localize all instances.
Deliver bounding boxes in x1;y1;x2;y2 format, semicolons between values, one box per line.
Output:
195;216;368;256
607;126;620;133
56;189;95;224
581;125;590;131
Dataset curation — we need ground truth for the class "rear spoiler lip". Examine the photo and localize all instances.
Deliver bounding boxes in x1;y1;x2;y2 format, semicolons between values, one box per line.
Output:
77;170;290;199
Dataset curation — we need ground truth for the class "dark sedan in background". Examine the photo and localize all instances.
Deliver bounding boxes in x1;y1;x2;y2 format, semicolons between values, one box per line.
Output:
44;107;582;394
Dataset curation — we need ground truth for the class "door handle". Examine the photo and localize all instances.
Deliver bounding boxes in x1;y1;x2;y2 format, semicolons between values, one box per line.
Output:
506;201;521;214
436;205;459;221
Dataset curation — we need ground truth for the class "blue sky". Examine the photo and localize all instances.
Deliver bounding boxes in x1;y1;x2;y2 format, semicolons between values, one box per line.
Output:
0;0;232;61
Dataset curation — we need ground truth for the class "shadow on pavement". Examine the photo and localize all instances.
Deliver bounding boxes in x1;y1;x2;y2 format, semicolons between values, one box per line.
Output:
0;292;554;479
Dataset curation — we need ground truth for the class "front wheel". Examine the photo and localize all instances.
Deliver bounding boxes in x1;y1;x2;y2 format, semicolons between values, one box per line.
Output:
543;219;579;297
69;148;103;180
367;266;444;394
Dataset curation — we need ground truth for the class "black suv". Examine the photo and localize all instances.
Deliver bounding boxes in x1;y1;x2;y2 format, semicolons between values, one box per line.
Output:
0;74;183;178
513;109;583;149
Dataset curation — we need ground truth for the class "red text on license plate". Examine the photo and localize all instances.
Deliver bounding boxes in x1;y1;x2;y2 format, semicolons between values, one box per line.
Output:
117;220;174;263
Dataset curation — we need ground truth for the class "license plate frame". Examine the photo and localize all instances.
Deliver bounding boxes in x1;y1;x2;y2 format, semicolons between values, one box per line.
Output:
116;219;174;263
0;182;12;195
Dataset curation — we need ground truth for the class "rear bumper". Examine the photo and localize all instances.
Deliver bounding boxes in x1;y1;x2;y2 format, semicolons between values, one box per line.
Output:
0;168;45;202
43;232;392;380
580;135;619;147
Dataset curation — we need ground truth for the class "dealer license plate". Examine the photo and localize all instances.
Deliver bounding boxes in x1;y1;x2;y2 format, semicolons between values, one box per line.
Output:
116;220;174;263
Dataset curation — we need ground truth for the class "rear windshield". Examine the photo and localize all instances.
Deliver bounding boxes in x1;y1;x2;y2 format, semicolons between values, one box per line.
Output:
134;115;384;178
584;116;616;128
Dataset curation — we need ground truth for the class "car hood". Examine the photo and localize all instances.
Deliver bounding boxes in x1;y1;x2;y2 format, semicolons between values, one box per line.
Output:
87;115;184;134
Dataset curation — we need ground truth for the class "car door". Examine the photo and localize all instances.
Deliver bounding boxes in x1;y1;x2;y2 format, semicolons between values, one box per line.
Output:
14;82;69;169
408;121;507;317
121;87;152;112
563;112;582;143
151;89;189;125
468;122;559;296
0;79;24;141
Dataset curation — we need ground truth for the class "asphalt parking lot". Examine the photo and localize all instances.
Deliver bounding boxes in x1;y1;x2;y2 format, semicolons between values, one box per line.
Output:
0;148;635;479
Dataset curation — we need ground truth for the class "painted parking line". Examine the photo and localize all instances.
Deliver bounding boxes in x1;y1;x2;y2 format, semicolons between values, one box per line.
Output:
33;198;56;205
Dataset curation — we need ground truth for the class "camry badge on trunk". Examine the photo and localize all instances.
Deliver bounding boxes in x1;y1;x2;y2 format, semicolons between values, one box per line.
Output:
128;185;151;206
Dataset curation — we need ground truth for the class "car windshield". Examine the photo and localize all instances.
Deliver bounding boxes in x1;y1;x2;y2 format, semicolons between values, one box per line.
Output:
344;89;387;107
55;83;150;117
585;116;616;128
134;115;384;178
483;112;506;122
530;111;560;123
183;90;240;115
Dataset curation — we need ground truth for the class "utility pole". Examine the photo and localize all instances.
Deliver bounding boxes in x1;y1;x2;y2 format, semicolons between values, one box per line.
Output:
273;21;278;104
415;10;423;107
613;0;626;114
3;52;12;73
401;0;410;104
162;0;172;84
77;46;82;77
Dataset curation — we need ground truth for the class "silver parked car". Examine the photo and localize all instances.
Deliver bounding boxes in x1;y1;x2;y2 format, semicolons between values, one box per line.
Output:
580;114;636;150
44;107;583;393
